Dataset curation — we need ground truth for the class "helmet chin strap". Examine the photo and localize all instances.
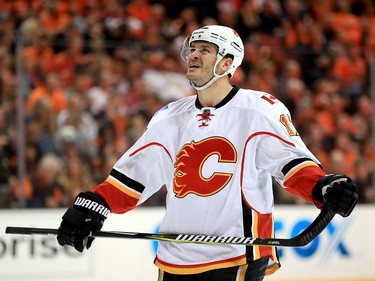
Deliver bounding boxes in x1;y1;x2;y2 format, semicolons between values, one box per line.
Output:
189;57;229;91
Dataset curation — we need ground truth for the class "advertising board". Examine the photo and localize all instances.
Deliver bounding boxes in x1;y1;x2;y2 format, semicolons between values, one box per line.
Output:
0;205;374;281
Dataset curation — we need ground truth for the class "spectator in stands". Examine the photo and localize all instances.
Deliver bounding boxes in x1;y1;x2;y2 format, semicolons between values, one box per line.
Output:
56;93;98;161
25;107;59;158
26;72;67;115
23;153;65;208
58;155;96;205
326;0;363;46
332;44;366;99
0;107;13;208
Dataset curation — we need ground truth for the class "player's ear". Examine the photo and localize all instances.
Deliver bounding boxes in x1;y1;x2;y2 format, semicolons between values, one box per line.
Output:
218;56;233;75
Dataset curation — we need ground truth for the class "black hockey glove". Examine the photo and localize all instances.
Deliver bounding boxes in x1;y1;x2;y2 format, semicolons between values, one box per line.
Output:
313;174;358;217
57;191;110;252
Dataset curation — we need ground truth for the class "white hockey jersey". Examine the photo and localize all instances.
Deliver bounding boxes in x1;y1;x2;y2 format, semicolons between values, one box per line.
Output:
94;86;325;275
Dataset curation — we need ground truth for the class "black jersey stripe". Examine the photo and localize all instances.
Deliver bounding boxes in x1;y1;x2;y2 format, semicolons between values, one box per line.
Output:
110;168;145;194
281;157;321;176
241;197;254;261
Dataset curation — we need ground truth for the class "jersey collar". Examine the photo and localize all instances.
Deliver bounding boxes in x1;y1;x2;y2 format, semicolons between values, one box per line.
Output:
195;86;239;109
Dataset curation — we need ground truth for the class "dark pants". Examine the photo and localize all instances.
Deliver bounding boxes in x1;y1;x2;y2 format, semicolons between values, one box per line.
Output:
159;256;269;281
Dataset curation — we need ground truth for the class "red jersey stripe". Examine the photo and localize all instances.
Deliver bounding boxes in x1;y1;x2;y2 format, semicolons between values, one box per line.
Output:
94;181;138;214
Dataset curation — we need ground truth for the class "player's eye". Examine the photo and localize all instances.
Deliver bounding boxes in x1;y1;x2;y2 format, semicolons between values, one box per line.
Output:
180;46;215;62
201;47;211;54
190;48;197;53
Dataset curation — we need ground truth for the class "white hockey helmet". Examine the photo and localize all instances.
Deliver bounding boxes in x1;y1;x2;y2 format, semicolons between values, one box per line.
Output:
181;25;244;80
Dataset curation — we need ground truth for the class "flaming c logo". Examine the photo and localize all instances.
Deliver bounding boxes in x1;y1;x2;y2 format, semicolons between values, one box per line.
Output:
173;137;237;198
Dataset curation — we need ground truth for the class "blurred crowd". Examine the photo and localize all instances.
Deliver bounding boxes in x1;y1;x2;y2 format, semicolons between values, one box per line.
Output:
0;0;374;208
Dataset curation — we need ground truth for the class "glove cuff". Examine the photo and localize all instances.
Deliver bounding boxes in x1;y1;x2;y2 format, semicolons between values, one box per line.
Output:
312;174;339;206
73;191;111;220
312;176;327;206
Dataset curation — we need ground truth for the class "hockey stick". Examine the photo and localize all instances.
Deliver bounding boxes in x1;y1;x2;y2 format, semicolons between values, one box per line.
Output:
5;207;335;247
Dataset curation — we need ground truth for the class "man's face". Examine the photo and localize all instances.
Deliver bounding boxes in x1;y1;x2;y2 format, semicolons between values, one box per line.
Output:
185;41;218;87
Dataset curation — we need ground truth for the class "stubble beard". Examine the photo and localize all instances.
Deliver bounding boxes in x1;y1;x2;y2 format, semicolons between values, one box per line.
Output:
186;67;214;88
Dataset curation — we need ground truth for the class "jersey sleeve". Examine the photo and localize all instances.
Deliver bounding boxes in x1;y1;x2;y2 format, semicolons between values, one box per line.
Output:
94;109;175;214
280;158;325;206
250;94;325;206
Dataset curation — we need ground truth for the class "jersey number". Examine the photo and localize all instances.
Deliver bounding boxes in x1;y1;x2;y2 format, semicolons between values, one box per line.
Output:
280;114;299;136
261;94;298;137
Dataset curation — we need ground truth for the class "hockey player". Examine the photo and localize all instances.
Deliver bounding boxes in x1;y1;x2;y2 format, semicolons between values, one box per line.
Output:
57;25;358;281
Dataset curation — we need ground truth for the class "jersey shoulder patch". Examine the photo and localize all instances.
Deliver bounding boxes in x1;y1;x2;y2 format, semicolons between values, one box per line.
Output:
237;89;287;114
153;104;169;116
149;95;196;126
